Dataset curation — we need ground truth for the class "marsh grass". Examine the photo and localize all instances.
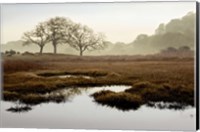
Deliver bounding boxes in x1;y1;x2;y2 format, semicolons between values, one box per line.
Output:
3;59;44;73
91;81;194;110
3;74;131;94
3;91;21;101
125;82;194;106
3;91;66;105
3;55;194;110
91;90;143;110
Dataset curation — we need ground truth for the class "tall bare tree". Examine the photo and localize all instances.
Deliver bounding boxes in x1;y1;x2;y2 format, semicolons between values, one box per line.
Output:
67;24;106;56
45;17;73;54
22;23;49;54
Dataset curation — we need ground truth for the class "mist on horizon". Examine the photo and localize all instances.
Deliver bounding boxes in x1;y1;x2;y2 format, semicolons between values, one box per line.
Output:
0;2;196;56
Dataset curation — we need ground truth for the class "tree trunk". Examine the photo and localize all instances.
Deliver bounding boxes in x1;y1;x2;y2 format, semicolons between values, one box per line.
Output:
53;41;57;54
80;50;83;56
39;46;44;54
54;45;57;54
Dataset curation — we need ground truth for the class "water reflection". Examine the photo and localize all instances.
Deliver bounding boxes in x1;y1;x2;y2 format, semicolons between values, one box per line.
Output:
92;97;191;111
4;85;194;113
44;88;84;103
38;73;93;79
6;101;32;113
6;88;85;113
146;102;189;110
94;101;141;111
7;106;32;113
1;85;195;130
58;75;92;79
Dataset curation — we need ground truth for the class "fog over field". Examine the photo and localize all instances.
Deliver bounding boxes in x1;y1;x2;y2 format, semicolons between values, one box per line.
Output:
1;2;196;55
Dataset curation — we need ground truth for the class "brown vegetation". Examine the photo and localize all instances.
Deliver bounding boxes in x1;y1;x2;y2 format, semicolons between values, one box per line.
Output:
91;81;194;111
125;82;194;105
3;91;65;105
2;54;194;109
91;90;143;110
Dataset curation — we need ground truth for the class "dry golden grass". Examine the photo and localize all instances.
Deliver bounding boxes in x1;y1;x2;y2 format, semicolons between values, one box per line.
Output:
3;55;194;87
2;54;195;106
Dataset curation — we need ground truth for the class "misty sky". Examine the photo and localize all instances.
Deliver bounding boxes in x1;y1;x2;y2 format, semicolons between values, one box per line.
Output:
1;1;196;44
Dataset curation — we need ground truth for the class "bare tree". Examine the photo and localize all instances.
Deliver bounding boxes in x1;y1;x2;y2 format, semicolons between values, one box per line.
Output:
45;17;73;54
67;24;106;56
22;23;49;54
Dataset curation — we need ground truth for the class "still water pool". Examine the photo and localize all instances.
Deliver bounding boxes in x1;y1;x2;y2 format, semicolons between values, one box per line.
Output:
1;85;195;131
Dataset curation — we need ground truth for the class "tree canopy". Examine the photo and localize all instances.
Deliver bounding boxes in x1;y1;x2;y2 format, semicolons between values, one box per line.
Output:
22;17;106;55
22;23;49;54
67;24;106;56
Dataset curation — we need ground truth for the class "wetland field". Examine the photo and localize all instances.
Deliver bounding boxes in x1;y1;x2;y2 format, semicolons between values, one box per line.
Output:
1;54;195;130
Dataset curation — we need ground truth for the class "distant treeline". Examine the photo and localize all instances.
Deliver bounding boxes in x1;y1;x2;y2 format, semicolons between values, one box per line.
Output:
2;45;194;59
129;12;195;54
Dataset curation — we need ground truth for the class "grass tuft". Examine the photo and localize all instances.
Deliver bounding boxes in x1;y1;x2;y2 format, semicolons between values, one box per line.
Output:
91;90;143;111
125;82;194;106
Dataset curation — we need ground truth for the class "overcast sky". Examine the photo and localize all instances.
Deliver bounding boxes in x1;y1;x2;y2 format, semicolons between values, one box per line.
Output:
1;1;196;44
